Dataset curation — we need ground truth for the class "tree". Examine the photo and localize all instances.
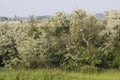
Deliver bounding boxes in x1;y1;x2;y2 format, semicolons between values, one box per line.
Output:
99;10;120;69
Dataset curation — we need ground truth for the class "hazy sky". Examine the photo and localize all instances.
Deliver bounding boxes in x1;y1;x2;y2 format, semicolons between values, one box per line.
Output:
0;0;119;17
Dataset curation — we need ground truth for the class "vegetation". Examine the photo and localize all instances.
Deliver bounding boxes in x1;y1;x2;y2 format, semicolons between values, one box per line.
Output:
0;9;120;74
0;68;120;80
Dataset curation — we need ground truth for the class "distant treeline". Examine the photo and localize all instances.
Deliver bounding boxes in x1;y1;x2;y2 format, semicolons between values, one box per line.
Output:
0;16;50;22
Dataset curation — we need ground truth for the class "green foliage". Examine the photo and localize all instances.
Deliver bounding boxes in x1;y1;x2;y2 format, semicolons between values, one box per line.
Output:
0;9;120;71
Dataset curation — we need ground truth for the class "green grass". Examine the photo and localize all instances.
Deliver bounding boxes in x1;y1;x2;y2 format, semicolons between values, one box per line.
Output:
0;68;120;80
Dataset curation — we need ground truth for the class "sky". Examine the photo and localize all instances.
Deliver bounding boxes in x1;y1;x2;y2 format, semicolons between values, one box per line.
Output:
0;0;119;17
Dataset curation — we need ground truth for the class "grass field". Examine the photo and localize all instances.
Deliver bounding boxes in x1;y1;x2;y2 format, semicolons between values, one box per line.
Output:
0;68;120;80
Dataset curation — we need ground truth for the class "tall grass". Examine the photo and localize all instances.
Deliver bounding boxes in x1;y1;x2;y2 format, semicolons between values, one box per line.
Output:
0;68;120;80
